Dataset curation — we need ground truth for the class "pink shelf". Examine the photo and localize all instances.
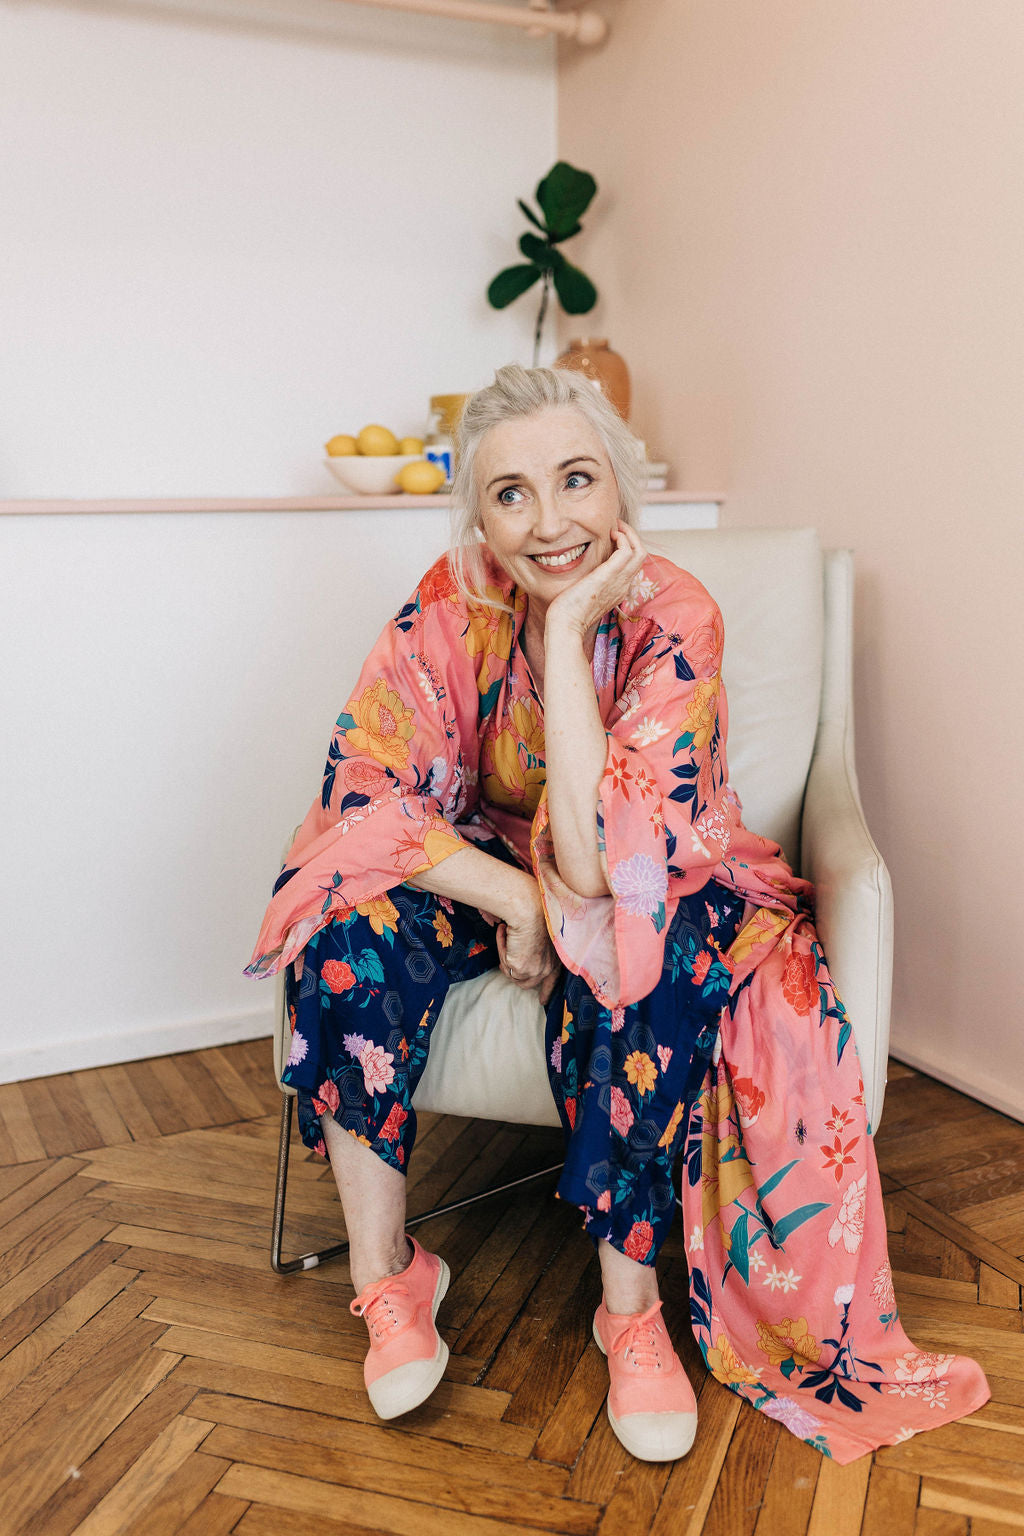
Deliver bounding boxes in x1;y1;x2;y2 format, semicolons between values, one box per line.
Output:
0;489;723;516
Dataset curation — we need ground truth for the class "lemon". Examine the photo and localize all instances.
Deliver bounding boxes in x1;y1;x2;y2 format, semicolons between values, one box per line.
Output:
398;436;424;454
357;423;400;456
396;460;446;495
325;433;358;456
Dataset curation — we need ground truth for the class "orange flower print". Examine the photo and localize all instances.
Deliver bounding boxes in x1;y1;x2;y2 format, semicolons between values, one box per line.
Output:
820;1132;860;1182
732;1076;765;1128
658;1099;686;1149
321;959;356;993
565;1097;577;1130
624;1050;658;1096
379;1102;408;1143
356;893;400;936
825;1103;853;1134
680;676;720;751
345;679;416;770
632;766;657;801
691;950;712;985
781;951;817;1016
433;910;453;948
418;560;460;609
344;758;391;796
686;611;724;675
755;1317;821;1369
608;758;634;797
623;1220;655;1262
312;1078;340;1116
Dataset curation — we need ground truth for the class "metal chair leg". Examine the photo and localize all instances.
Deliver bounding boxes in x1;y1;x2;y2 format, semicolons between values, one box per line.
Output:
270;1090;564;1275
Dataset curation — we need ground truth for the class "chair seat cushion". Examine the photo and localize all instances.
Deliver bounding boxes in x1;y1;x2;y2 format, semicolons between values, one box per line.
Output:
414;969;560;1127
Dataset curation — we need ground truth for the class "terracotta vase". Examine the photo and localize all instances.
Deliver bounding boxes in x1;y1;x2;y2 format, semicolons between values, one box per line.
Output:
554;338;631;421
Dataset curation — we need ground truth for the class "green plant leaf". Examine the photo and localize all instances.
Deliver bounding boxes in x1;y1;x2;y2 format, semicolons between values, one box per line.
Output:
487;264;542;309
536;161;597;238
519;233;564;269
553;261;598;314
518;198;547;233
548;222;583;245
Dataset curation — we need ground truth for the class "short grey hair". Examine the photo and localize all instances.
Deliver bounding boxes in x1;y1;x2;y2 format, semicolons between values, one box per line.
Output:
449;363;647;607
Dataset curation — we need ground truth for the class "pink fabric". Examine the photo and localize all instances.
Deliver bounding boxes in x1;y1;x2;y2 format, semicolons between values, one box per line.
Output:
246;549;989;1461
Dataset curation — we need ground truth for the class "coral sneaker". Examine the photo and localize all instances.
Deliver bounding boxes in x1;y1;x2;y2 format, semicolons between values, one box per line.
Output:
349;1236;450;1419
593;1298;698;1461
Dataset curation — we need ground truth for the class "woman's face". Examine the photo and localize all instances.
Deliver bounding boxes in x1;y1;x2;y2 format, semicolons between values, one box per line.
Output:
474;406;621;609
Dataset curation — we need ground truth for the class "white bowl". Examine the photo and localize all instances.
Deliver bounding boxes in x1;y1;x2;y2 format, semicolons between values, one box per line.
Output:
324;454;421;495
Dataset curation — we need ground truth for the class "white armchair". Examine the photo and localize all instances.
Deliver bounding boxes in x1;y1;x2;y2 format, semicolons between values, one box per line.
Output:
270;527;893;1272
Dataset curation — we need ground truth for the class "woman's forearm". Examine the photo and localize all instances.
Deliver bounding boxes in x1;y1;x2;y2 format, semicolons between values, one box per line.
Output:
406;843;539;925
541;613;611;898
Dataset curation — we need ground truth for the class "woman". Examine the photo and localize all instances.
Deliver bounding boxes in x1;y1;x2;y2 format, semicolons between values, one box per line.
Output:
246;365;988;1464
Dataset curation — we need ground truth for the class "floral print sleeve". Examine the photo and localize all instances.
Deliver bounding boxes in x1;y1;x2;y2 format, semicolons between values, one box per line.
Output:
245;557;486;980
531;560;741;1008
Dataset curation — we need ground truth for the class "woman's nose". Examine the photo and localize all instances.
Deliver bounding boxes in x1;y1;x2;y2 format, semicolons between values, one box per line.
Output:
532;493;568;541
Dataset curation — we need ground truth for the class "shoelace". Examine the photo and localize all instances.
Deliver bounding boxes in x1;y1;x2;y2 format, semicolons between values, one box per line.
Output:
350;1280;412;1343
609;1299;668;1373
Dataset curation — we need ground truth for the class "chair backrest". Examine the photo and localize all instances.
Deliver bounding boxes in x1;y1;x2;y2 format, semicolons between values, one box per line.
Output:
645;527;824;871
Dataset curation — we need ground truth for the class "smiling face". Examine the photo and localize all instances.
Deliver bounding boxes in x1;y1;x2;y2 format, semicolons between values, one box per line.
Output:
474;406;621;615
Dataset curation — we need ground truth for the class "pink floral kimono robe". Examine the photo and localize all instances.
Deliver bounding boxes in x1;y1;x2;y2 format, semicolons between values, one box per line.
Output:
247;549;989;1463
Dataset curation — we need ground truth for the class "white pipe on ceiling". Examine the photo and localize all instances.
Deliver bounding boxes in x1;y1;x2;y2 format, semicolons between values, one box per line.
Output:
330;0;607;47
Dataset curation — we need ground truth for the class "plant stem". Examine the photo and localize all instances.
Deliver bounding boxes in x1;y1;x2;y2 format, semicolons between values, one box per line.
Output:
533;269;551;367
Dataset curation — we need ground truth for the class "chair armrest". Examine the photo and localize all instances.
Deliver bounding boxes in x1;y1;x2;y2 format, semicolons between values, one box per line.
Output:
801;551;893;1132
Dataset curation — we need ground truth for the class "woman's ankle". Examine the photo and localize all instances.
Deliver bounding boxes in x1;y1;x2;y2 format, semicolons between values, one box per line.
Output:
350;1234;413;1296
598;1238;661;1316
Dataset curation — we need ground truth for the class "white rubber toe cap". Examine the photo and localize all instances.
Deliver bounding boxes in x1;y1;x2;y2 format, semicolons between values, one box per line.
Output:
367;1337;450;1420
607;1405;698;1462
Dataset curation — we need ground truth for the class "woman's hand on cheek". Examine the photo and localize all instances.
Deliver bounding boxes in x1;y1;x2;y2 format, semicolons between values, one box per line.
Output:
546;522;647;638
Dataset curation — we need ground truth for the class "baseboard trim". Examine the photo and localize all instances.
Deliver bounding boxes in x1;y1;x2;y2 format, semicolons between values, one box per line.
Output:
0;1008;275;1085
888;1043;1024;1126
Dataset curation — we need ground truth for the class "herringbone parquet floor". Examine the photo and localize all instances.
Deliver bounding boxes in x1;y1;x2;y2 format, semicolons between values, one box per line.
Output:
0;1041;1022;1535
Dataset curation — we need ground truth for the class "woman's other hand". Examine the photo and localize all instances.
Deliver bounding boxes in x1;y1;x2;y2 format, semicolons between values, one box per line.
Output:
497;887;561;1005
545;521;647;639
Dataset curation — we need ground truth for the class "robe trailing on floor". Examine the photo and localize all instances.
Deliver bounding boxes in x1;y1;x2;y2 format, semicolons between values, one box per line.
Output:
246;548;989;1463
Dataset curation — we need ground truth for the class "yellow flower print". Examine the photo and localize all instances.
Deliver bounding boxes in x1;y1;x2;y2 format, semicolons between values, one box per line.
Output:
465;589;520;695
510;696;545;756
706;1333;762;1386
701;1128;755;1232
346;679;416;770
355;893;400;935
728;907;792;967
680;675;721;751
433;910;453;948
347;1129;372;1147
755;1317;821;1369
658;1100;686;1149
561;1002;574;1044
481;705;546;815
624;1050;658;1096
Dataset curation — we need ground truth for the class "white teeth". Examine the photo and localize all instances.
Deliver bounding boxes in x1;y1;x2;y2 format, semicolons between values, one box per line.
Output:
533;543;587;568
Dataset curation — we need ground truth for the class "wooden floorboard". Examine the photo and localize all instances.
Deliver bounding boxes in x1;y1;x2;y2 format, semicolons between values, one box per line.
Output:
0;1041;1021;1533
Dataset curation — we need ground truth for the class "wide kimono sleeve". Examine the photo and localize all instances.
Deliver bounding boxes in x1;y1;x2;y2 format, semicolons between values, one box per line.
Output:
245;560;489;981
531;560;739;1009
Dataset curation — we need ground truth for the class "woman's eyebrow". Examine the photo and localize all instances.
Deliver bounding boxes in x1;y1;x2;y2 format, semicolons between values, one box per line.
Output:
485;455;600;491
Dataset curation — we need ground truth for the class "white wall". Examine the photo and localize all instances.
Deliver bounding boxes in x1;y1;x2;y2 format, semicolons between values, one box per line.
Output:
0;0;555;498
0;499;714;1083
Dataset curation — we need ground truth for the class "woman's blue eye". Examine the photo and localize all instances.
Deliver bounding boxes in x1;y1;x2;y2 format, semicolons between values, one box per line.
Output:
566;471;591;489
498;486;522;505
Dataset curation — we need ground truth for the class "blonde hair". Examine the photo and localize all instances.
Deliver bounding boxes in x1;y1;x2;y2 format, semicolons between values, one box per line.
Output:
449;363;647;608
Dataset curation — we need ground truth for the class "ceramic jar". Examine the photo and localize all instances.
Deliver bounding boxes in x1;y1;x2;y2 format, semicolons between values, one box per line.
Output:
554;338;631;421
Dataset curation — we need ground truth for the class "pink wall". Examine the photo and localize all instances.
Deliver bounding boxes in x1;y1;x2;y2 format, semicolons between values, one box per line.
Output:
558;0;1024;1118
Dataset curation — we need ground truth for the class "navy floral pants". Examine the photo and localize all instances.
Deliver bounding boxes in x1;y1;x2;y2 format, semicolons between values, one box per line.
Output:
282;843;743;1265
